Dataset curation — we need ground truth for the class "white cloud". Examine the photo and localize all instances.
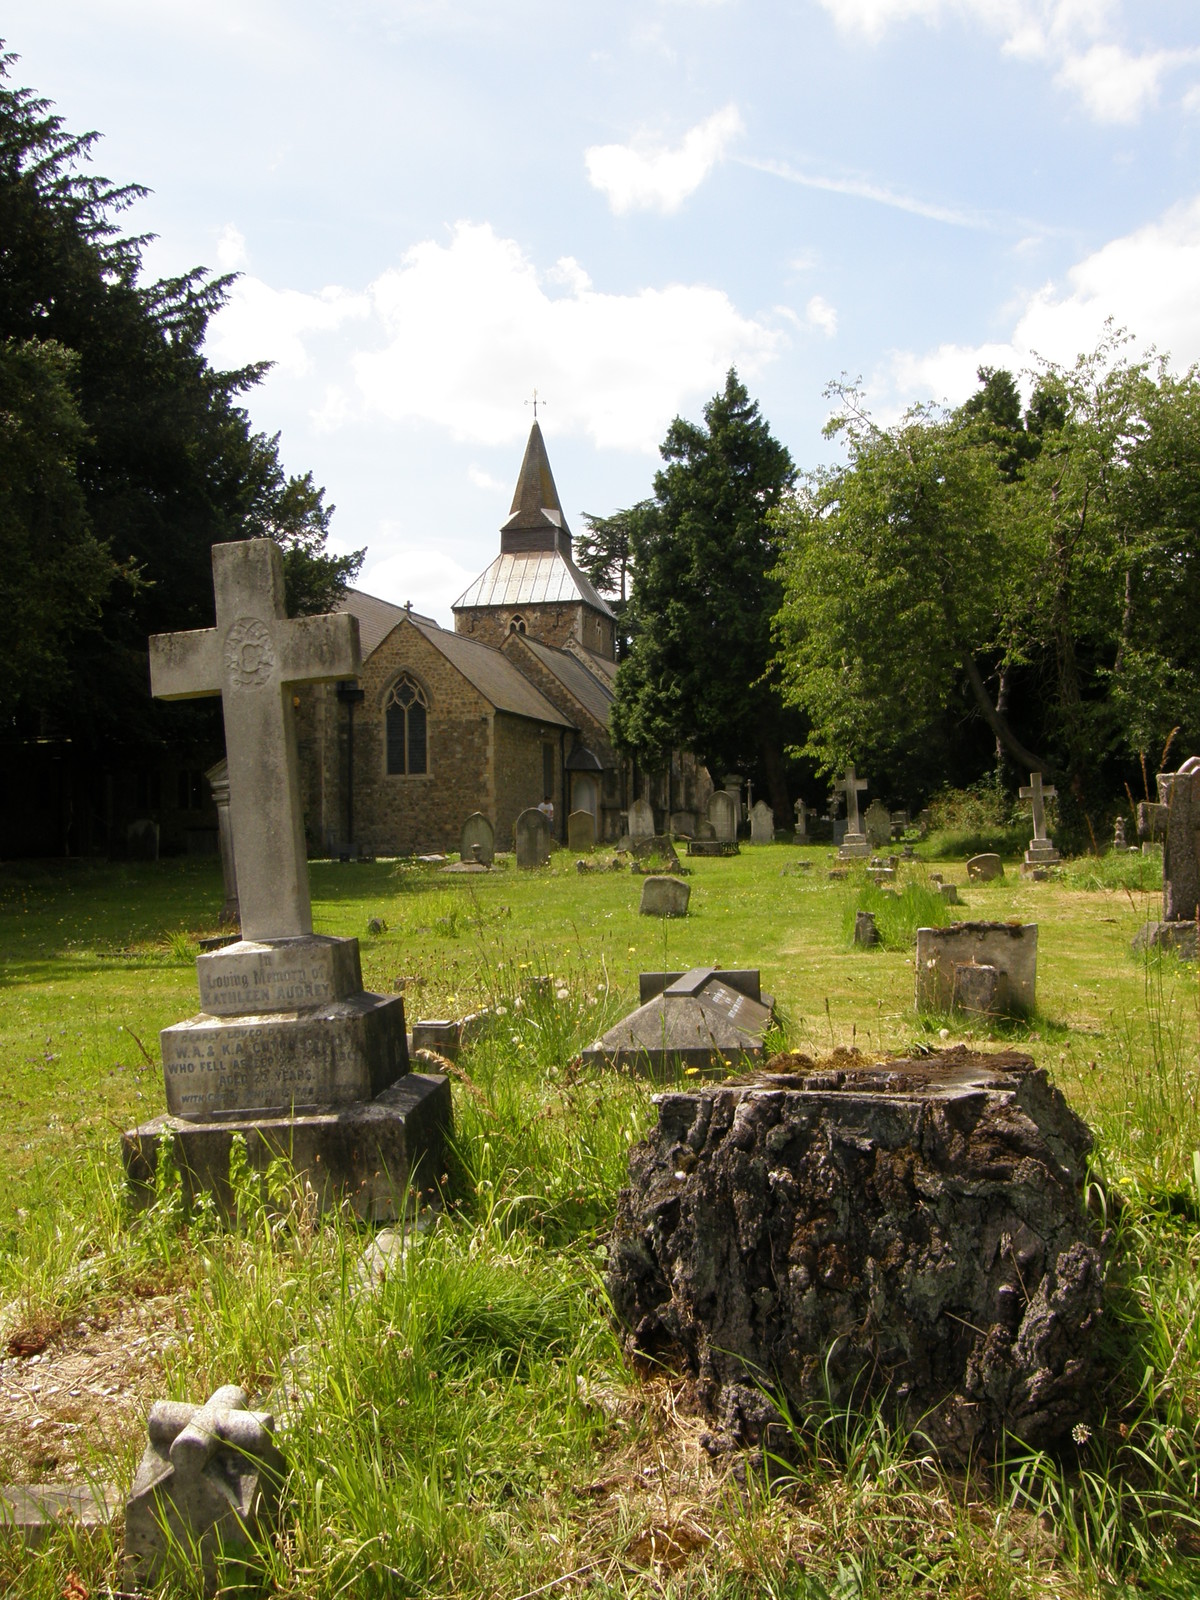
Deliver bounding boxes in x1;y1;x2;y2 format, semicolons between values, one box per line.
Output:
351;221;782;452
882;195;1200;408
585;104;744;215
467;465;508;493
207;278;370;377
215;223;247;271
357;545;480;627
806;295;839;337
815;0;1196;123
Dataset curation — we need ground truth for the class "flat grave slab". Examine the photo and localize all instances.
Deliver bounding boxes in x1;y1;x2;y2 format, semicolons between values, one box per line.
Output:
582;967;774;1077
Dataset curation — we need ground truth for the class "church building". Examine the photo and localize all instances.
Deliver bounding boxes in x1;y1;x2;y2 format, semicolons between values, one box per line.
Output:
295;422;701;855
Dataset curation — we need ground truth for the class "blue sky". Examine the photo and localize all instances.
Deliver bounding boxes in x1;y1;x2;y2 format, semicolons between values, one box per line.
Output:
7;1;1200;619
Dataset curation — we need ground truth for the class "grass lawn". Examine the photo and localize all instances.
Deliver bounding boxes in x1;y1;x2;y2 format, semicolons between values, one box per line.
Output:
1;844;1198;1597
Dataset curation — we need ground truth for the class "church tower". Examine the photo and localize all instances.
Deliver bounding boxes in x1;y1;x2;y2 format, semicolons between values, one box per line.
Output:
452;422;616;661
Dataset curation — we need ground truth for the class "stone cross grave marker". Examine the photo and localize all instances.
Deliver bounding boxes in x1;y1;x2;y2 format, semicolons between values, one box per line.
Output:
1020;771;1060;870
837;765;870;858
149;540;359;942
793;798;808;840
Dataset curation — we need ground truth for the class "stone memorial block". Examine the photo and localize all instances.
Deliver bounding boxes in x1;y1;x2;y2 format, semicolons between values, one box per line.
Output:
460;811;495;866
687;838;739;857
411;1018;460;1058
1137;799;1168;842
583;967;774;1076
628;797;655;841
0;1484;120;1549
863;799;891;849
952;962;1002;1015
836;766;871;859
125;539;449;1219
707;790;738;843
749;800;774;844
793;798;808;840
608;1047;1101;1462
939;882;961;906
854;910;878;947
639;875;691;917
1020;771;1060;872
567;809;596;853
967;853;1004;882
515;807;551;867
915;922;1037;1015
124;1385;284;1591
696;820;716;841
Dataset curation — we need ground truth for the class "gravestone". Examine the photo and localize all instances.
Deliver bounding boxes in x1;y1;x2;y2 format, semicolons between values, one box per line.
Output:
460;811;495;867
749;800;774;844
1113;816;1127;850
863;799;891;850
967;852;1004;882
638;875;691;918
124;1385;284;1591
669;810;696;837
515;807;551;867
630;834;683;873
1020;772;1060;872
126;818;160;862
707;790;738;843
854;910;878;947
1133;756;1200;957
123;540;449;1219
836;766;870;859
915;922;1037;1015
793;798;808;841
1137;799;1168;842
205;759;239;925
583;968;774;1076
567;809;596;853
608;1047;1101;1463
628;797;655;841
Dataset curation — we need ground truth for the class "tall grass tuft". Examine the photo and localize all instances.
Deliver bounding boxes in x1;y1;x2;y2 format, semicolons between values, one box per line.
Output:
841;875;950;951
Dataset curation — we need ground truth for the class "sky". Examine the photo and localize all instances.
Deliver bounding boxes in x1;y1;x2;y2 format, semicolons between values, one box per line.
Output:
6;1;1200;622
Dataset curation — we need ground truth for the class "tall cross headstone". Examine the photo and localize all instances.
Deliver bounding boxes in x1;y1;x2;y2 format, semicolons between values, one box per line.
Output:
149;540;360;941
836;765;871;859
1020;770;1061;871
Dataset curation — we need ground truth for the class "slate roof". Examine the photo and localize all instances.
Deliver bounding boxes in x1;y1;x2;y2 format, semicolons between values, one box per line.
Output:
519;636;615;729
452;550;615;618
410;620;572;728
337;589;439;656
501;422;568;543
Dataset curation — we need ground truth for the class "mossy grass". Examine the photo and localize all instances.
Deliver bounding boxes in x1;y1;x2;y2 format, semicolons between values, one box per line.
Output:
2;846;1200;1594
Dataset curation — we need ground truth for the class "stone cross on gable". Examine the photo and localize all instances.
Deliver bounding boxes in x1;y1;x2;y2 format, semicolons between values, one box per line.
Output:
149;540;360;942
839;766;869;834
1020;771;1057;842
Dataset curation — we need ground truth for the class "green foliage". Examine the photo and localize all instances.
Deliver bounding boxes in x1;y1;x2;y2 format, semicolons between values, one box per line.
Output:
841;874;950;949
0;50;361;743
612;370;796;807
922;779;1031;857
575;499;651;657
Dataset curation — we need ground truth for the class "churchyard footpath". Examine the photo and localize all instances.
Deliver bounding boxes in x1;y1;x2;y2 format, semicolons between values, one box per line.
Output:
125;539;450;1218
6;840;1200;1595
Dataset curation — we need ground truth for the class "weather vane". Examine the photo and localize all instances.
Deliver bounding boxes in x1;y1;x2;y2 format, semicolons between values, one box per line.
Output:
525;388;548;420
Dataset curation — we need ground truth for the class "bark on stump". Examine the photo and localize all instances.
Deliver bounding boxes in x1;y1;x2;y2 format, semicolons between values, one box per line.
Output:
608;1046;1102;1463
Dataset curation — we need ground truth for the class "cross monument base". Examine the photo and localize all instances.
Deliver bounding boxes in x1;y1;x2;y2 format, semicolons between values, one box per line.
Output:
838;832;871;860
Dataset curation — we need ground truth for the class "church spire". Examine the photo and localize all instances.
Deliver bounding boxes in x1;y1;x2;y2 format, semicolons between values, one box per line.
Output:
500;420;570;553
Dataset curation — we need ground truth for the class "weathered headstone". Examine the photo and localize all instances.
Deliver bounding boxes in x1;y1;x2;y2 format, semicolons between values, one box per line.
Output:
515;807;551;867
793;798;808;840
854;910;878;947
749;800;774;844
639;874;691;918
1020;771;1060;871
205;758;239;925
567;809;596;853
608;1047;1101;1462
863;799;891;849
124;1385;284;1591
628;797;655;841
707;790;738;843
460;811;495;866
939;882;961;906
669;810;696;837
124;540;449;1219
1133;756;1200;956
967;852;1004;883
915;922;1037;1014
836;766;870;859
583;968;773;1076
1137;799;1168;842
630;834;683;873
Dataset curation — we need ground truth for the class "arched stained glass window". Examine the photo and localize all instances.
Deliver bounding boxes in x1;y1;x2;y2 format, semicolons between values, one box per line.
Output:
385;675;429;775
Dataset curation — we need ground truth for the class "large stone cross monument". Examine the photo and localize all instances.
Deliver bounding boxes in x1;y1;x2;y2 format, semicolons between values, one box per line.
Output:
149;539;356;940
1020;771;1060;872
123;539;449;1219
837;765;871;859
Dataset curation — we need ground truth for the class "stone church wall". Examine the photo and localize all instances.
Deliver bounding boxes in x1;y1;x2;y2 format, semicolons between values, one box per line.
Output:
455;602;583;654
494;716;562;849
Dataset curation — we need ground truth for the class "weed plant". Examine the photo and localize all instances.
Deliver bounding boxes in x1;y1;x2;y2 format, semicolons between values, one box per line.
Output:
1062;850;1163;894
841;873;950;950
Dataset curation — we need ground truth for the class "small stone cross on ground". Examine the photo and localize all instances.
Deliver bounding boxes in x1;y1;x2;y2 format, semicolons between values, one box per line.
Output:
149;540;360;941
1020;771;1057;842
839;766;869;834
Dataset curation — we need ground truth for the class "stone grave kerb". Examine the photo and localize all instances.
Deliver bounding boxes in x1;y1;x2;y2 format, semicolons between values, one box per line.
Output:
149;539;360;942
